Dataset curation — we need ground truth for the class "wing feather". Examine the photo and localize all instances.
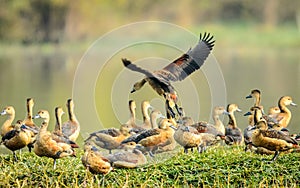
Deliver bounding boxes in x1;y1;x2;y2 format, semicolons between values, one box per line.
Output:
163;32;215;81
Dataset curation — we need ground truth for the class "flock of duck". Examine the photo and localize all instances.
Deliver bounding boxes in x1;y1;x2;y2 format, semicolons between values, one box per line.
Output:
0;98;79;169
1;32;299;176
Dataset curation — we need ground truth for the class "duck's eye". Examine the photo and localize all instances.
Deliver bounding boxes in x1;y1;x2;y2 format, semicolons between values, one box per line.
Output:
7;108;10;110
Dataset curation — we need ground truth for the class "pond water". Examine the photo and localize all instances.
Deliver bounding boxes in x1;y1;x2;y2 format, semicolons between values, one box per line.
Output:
0;45;299;154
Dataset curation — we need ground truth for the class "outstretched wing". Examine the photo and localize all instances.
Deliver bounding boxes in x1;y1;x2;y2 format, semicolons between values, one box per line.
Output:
122;58;171;87
162;32;215;81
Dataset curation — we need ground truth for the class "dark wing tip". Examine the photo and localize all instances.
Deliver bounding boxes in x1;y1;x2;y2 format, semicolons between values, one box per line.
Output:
122;58;131;67
199;32;215;50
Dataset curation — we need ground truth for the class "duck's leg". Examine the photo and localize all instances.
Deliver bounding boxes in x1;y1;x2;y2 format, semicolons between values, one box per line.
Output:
53;159;57;169
13;151;17;162
165;100;176;119
271;151;280;162
174;103;183;117
27;144;33;152
184;147;188;154
149;150;155;158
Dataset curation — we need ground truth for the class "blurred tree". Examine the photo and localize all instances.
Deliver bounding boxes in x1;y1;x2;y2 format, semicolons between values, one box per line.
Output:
0;0;299;43
264;0;279;28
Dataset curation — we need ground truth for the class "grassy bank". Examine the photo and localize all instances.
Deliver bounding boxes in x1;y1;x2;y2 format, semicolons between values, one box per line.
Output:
1;146;300;187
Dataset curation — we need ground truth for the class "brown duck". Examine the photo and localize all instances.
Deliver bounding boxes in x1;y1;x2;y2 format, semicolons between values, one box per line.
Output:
251;119;299;161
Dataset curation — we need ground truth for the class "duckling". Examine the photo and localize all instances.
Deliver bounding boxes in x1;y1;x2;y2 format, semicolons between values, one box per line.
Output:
1;121;31;161
82;143;112;175
61;99;80;142
122;32;215;117
246;89;262;107
85;124;132;154
251;119;299;161
275;96;297;128
33;110;76;169
1;106;16;137
106;141;147;168
225;104;243;145
23;98;40;152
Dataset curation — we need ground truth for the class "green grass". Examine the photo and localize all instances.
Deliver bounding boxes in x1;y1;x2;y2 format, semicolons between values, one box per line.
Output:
1;146;300;187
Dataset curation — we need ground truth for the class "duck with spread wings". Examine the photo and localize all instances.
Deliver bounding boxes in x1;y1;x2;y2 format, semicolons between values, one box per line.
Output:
122;32;215;118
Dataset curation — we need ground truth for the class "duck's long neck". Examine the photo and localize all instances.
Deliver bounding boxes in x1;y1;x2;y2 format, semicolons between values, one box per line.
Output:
27;103;33;122
40;122;49;133
248;115;254;126
228;112;237;129
1;113;15;136
129;104;136;123
68;105;76;122
254;95;261;107
278;101;292;125
213;114;224;130
142;105;150;122
150;115;159;129
279;101;291;114
55;113;62;133
253;109;262;125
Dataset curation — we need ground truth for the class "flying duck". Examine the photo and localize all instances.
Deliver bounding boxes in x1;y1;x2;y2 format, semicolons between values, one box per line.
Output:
122;32;215;117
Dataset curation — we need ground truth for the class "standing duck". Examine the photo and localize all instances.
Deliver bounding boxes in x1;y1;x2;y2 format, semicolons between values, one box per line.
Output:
122;32;215;117
251;119;299;161
1;106;16;137
23;98;39;152
275;96;297;128
1;121;31;161
33;110;76;169
51;107;79;148
62;99;80;142
82;143;112;175
172;125;203;153
225;104;243;145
